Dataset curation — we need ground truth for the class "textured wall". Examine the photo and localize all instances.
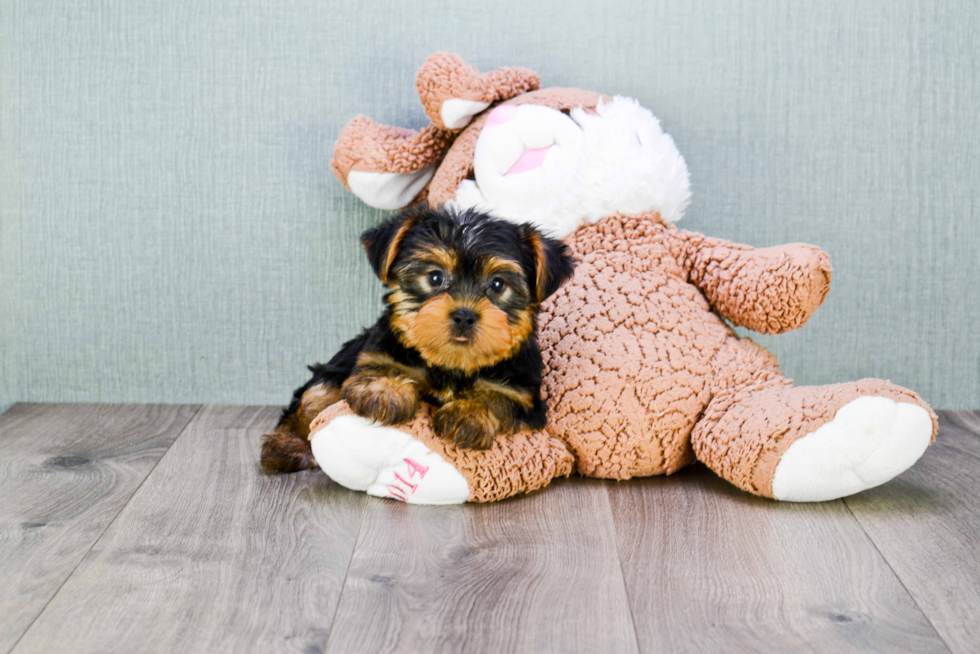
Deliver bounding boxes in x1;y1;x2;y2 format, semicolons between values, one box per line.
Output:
2;0;978;412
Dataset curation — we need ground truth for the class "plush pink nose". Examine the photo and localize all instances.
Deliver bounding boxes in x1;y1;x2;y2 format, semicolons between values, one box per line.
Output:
487;105;519;126
506;146;551;175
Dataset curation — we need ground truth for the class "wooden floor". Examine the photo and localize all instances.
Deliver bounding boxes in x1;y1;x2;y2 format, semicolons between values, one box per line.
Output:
1;405;978;654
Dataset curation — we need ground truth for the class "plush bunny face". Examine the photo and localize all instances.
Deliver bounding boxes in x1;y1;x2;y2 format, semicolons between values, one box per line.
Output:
331;56;691;239
450;98;692;239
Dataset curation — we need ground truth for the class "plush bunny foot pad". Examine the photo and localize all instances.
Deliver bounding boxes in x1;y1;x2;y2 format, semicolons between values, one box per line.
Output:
310;415;469;505
771;396;933;502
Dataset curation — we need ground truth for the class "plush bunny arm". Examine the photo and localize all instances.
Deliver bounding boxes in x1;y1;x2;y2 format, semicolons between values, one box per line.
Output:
667;229;832;335
331;116;454;183
330;116;455;210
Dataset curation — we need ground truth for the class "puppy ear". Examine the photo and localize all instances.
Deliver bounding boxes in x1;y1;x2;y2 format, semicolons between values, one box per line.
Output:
518;224;576;303
360;209;423;284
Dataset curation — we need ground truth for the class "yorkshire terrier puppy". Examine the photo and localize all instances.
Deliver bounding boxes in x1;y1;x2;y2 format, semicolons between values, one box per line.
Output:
261;205;575;474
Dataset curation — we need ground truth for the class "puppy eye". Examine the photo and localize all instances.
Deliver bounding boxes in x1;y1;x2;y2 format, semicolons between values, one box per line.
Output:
489;277;506;294
427;271;445;288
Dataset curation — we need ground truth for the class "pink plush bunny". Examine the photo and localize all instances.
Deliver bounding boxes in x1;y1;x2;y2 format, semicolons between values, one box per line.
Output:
308;52;936;504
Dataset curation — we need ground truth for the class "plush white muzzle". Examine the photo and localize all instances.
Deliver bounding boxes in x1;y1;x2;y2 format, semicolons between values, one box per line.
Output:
451;97;692;239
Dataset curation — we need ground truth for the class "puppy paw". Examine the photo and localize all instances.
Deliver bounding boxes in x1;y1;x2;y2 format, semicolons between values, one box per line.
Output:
342;374;420;425
434;400;499;449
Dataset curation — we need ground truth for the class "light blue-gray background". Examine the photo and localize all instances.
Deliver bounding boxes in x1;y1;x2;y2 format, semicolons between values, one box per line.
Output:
2;0;978;413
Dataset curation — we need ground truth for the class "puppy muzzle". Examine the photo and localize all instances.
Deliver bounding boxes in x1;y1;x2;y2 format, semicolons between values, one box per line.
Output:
450;307;479;340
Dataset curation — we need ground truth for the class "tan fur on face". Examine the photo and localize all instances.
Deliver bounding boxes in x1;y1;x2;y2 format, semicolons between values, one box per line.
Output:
393;294;533;374
481;256;523;279
418;246;457;272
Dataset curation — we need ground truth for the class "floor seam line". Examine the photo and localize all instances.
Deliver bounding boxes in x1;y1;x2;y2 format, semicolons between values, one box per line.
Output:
5;403;203;654
321;493;370;654
841;496;953;654
604;482;643;654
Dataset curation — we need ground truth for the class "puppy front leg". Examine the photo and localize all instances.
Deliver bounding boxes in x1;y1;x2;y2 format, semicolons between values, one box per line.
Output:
434;380;539;450
341;351;424;425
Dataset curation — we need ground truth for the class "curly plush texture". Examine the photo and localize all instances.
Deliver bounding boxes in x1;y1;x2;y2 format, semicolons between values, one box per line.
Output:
415;52;541;130
316;52;938;503
330;117;454;187
312;213;936;501
692;377;938;497
537;213;847;481
549;216;933;495
669;233;833;334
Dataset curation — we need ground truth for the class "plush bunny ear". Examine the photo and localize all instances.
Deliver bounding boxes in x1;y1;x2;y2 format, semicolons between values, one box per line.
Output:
416;52;540;131
331;116;455;210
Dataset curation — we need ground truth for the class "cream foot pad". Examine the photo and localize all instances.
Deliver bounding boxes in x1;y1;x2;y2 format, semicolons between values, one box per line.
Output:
771;396;933;502
310;415;470;505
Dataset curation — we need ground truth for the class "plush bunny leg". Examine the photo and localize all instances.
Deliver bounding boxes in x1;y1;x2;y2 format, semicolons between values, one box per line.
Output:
309;402;574;504
311;411;469;505
691;342;937;501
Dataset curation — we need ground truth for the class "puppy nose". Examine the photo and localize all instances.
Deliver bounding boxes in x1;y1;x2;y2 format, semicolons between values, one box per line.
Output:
451;308;478;331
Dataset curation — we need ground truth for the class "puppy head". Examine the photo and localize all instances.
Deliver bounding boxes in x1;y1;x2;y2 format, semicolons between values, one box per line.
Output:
361;206;575;374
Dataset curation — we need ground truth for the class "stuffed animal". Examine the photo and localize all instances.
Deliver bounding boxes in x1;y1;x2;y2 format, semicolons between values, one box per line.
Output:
309;52;937;504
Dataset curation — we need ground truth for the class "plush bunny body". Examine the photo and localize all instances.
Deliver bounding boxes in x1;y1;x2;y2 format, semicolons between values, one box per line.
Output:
311;53;936;504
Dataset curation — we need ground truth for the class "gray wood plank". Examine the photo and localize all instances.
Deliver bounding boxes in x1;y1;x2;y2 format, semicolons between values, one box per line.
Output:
845;411;980;653
325;477;639;654
608;466;949;653
0;403;199;654
12;405;368;654
947;410;980;435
